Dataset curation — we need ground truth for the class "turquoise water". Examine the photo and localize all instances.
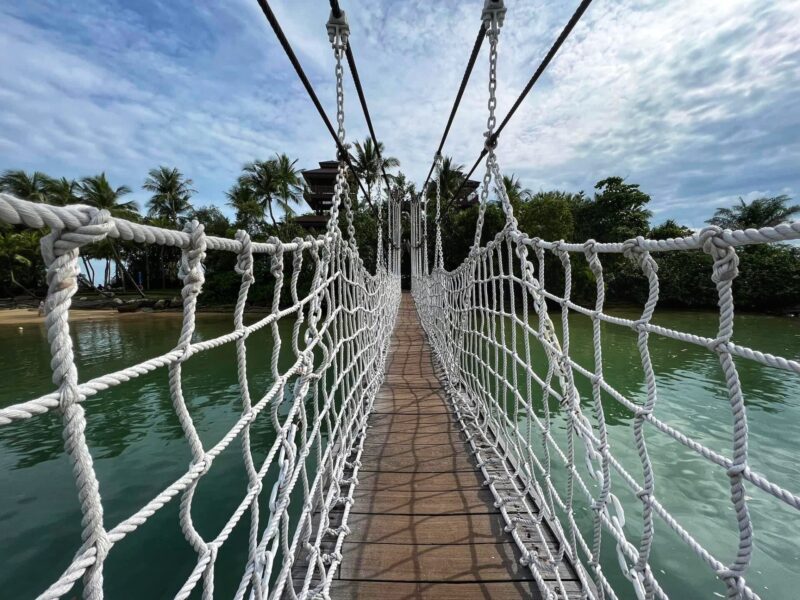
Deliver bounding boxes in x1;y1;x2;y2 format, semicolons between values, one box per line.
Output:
485;309;800;599
0;309;799;598
0;314;306;599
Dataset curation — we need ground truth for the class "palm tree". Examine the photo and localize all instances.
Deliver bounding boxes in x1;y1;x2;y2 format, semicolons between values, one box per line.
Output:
79;173;142;294
0;230;40;297
143;166;196;227
434;156;467;212
0;169;51;202
79;173;137;217
44;177;80;206
226;182;264;233
271;153;304;222
239;160;279;227
707;195;800;229
502;174;531;210
392;172;417;200
350;138;400;208
238;156;303;228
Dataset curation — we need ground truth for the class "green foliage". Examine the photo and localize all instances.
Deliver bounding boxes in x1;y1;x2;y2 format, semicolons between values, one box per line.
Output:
191;205;234;238
0;170;51;202
502;174;531;210
2;161;798;315
79;173;137;217
517;191;578;241
735;245;800;310
707;195;800;229
237;156;303;227
648;219;693;239
574;177;652;242
143;166;195;227
349;138;400;207
0;229;45;296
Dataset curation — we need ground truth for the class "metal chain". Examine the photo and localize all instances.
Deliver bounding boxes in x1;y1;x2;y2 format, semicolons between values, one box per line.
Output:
434;153;444;270
327;10;355;245
375;162;384;267
472;1;505;251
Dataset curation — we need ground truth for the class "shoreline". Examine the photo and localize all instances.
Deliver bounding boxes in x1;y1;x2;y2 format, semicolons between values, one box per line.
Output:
0;307;271;326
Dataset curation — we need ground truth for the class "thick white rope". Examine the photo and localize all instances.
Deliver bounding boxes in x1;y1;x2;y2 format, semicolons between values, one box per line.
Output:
1;11;401;599
1;188;400;600
409;2;799;599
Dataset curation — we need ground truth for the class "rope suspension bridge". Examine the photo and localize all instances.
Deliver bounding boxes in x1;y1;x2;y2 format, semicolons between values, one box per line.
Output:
1;1;799;599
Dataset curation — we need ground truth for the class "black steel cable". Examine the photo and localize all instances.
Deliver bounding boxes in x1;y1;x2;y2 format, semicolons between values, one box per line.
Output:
346;44;394;194
421;23;487;195
451;0;595;203
329;0;395;198
254;0;368;199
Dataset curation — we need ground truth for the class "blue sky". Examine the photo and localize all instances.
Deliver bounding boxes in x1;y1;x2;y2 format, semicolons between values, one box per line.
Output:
1;0;798;231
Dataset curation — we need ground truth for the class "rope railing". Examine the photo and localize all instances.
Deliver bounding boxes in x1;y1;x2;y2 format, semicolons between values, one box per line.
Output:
0;193;400;600
410;2;800;599
413;213;800;600
0;4;402;599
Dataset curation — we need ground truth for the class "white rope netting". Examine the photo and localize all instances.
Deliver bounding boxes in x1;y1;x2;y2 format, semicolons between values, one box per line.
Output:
0;189;400;600
411;3;800;599
0;9;403;598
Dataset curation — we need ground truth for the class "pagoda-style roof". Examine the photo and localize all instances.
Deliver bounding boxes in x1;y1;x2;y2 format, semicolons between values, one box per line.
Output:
301;160;340;213
302;160;339;176
294;213;329;229
454;179;480;209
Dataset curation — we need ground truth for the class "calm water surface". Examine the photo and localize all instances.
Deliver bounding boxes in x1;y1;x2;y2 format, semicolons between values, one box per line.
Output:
1;309;799;598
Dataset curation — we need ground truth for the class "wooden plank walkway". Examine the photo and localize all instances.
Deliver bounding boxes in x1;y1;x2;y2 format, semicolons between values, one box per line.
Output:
330;293;582;599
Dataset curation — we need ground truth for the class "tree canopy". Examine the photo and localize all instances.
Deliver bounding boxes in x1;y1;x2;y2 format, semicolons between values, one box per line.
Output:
707;195;800;229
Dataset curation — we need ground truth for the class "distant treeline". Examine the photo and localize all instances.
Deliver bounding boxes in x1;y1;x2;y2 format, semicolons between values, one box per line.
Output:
1;142;798;312
433;173;800;312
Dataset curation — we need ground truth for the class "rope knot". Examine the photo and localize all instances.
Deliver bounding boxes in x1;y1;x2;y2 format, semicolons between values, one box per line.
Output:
178;220;207;287
41;208;113;291
700;226;739;282
727;462;747;477
235;230;254;278
715;567;746;593
196;453;215;475
706;336;728;353
519;548;535;567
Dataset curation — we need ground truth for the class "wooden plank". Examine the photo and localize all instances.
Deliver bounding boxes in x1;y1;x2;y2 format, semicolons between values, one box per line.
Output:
362;429;467;446
361;444;475;466
369;413;458;425
367;421;462;434
357;471;486;492
338;541;539;582
330;580;546;599
372;402;450;414
340;541;574;582
359;451;475;473
350;487;498;515
332;294;585;599
375;389;444;400
384;377;442;388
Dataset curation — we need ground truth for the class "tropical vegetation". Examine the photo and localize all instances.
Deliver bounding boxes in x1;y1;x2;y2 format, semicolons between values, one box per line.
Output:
0;143;798;313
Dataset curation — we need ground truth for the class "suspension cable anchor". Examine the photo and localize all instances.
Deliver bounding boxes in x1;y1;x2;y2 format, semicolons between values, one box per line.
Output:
484;131;499;151
327;9;350;45
482;0;506;31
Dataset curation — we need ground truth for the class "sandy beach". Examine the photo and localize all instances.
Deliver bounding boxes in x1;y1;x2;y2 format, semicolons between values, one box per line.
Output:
0;308;187;326
0;306;275;326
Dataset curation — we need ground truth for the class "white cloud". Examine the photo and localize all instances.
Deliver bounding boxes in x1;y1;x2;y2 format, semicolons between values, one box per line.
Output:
0;0;798;228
